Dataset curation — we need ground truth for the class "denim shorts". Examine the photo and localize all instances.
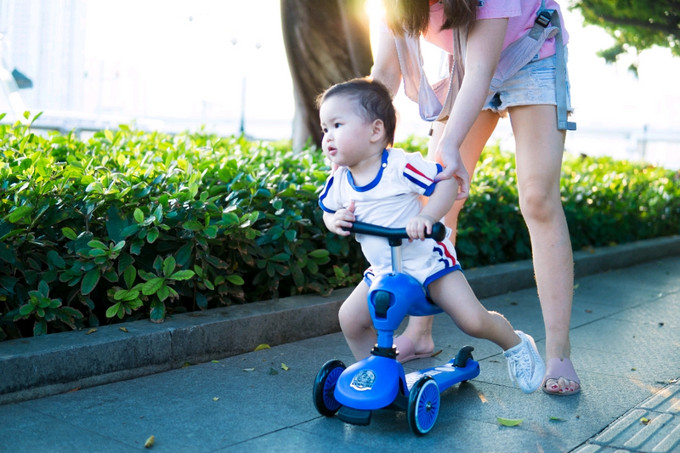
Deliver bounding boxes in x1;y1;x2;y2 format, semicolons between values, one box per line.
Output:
483;49;573;117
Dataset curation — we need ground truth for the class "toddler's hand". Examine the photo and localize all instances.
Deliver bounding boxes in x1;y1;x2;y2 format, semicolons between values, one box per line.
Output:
330;200;356;236
406;214;435;241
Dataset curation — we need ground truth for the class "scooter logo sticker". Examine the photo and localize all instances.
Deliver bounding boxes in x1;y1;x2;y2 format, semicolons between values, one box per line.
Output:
350;369;376;391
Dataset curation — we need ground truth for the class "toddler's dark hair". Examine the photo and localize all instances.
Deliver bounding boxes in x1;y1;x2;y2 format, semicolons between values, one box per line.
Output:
317;78;396;147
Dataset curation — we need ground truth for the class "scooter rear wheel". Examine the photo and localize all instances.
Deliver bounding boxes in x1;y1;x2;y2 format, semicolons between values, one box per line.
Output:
407;376;440;435
313;359;346;416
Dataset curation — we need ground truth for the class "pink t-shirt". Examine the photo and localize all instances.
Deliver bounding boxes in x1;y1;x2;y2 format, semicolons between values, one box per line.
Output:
423;0;568;60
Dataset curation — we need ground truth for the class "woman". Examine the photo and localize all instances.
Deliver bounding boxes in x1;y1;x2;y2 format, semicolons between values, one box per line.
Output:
371;0;580;395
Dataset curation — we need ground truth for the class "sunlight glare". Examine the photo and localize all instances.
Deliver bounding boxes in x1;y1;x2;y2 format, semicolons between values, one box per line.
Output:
365;0;386;58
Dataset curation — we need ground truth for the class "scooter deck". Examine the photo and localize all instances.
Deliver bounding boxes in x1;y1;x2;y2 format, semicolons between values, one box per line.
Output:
405;357;480;392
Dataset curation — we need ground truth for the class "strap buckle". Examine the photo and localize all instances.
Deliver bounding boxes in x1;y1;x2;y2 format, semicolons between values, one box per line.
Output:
535;10;552;28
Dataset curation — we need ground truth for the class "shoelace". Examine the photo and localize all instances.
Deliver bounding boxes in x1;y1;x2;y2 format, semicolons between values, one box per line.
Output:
508;349;534;382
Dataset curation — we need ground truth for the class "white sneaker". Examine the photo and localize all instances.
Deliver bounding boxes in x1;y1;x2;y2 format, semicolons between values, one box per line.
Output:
503;330;545;393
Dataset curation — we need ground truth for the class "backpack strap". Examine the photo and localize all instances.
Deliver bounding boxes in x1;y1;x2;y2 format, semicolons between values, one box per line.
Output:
542;8;577;131
393;5;576;131
393;27;466;123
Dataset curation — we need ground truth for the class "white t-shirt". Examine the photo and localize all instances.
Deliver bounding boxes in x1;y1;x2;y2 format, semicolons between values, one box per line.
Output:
319;148;460;284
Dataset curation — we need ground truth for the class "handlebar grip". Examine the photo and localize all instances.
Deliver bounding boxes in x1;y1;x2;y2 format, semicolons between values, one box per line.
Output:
348;221;446;242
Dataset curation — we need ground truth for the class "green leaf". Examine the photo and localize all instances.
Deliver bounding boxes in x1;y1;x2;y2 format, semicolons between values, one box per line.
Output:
204;225;218;238
106;302;122;319
149;299;165;323
106;205;130;243
270;253;290;263
8;205;32;224
81;269;101;295
175;243;193;267
133;208;144;224
46;250;66;269
183;220;203;231
38;280;50;297
61;227;78;240
146;227;159;243
87;240;107;250
114;288;140;301
156;284;170;302
226;274;245;285
130;238;143;255
142;277;165;296
33;319;47;336
123;265;136;289
162;256;176;277
308;249;330;259
117;253;134;275
169;270;194;281
497;417;523;427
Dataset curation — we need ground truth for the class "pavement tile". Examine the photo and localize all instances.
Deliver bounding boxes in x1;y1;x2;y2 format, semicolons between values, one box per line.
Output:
1;243;679;452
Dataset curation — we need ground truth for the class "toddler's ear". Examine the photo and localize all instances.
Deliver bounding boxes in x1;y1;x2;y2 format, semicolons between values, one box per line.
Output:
370;119;386;143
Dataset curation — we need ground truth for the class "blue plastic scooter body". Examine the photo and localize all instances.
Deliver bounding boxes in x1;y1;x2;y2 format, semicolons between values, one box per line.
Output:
367;273;443;328
334;354;408;411
405;357;480;392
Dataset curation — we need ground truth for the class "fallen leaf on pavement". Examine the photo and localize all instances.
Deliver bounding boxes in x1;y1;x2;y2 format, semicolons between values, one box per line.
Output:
254;344;270;351
281;363;289;371
497;417;523;427
144;435;155;448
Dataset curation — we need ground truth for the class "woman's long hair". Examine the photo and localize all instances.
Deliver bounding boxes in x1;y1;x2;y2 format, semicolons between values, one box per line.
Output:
383;0;477;36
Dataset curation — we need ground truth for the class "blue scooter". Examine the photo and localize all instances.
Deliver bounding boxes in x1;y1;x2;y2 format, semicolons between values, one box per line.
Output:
313;221;480;435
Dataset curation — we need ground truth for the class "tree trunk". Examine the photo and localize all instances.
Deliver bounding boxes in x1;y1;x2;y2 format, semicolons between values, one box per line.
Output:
281;0;373;150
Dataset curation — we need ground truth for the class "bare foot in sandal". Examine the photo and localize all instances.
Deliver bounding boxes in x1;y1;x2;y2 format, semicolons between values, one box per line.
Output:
542;358;581;395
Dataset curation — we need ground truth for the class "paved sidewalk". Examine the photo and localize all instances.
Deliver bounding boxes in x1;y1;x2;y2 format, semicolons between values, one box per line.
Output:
1;243;679;452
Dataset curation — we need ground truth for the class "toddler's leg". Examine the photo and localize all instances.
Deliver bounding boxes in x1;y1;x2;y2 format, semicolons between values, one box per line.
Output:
429;272;545;393
338;281;374;360
428;272;518;349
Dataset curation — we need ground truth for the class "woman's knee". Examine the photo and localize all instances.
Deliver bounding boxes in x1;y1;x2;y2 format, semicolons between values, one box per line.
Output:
519;183;561;224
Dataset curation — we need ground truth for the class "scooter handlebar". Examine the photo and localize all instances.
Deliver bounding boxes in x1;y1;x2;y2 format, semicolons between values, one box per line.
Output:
348;221;446;242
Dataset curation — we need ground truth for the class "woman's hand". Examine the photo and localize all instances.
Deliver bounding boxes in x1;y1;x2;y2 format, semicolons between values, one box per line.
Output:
434;144;470;201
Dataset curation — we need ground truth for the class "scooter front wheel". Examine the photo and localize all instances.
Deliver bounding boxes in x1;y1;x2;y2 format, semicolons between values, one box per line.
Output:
407;376;440;435
313;359;346;416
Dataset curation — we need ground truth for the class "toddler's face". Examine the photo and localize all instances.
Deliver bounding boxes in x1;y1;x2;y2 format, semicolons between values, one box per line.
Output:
319;96;375;168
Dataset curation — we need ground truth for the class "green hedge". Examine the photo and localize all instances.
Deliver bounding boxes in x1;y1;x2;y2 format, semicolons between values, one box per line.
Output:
1;114;679;340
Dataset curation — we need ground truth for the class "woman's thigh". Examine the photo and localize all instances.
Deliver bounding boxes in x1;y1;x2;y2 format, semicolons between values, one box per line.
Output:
509;104;566;198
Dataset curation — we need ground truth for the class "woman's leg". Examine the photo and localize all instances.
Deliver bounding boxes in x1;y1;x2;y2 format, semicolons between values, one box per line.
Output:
399;111;499;356
337;281;374;360
508;103;579;394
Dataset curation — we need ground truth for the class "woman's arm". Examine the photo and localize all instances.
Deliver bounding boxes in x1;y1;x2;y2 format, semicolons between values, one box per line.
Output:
370;24;402;97
434;18;508;197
